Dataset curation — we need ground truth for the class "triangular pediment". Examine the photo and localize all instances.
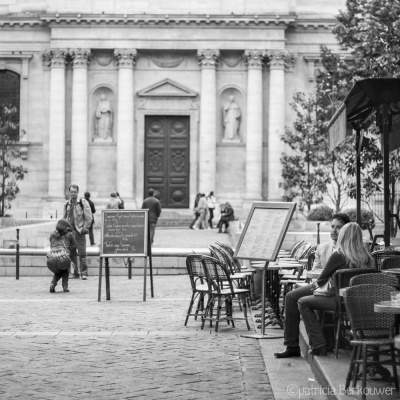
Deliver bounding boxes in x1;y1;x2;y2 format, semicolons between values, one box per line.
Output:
137;78;198;97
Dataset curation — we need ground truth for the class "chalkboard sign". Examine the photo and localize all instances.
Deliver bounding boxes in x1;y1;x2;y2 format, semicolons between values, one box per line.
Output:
234;202;296;262
100;210;148;257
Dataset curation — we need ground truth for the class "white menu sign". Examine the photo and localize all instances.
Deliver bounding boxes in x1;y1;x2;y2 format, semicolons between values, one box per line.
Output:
234;202;296;261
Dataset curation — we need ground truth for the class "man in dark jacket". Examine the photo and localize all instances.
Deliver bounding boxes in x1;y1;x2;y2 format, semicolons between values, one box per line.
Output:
141;188;162;245
84;192;96;246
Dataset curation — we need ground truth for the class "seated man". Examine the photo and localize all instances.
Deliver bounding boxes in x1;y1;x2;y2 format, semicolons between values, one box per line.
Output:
217;202;235;233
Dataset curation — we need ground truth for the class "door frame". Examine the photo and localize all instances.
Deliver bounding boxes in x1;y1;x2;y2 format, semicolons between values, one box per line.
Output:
136;107;199;208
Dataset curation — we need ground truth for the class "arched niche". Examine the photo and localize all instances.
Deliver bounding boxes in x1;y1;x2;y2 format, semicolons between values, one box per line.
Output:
219;87;244;143
90;86;116;142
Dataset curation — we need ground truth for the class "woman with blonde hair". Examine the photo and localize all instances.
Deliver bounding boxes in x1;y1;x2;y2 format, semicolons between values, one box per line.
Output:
274;222;373;358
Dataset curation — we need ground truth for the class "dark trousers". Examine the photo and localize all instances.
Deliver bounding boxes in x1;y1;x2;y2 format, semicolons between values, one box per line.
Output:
217;219;230;232
88;217;95;246
208;208;215;228
52;268;69;288
70;230;88;276
284;284;337;350
189;212;200;229
149;222;157;244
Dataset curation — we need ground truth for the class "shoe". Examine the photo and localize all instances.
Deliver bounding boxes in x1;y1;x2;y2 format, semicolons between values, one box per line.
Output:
50;283;55;293
308;346;328;356
193;226;198;230
70;274;80;279
63;287;69;293
274;347;301;358
82;275;88;280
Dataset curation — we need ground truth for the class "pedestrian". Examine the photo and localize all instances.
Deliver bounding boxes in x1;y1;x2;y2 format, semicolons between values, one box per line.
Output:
207;191;217;229
142;188;162;245
274;222;373;358
194;193;208;229
49;219;76;293
106;192;121;209
63;184;92;280
217;202;235;233
84;191;96;246
116;192;124;209
189;193;201;229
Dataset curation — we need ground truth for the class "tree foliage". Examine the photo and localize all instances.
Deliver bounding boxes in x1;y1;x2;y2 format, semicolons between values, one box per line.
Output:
280;92;328;212
0;104;28;216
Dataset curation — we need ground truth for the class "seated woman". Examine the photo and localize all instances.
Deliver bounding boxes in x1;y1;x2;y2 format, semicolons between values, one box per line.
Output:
217;202;235;233
274;222;373;358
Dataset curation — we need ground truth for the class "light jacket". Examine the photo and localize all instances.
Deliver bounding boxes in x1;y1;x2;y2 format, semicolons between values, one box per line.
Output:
63;198;92;234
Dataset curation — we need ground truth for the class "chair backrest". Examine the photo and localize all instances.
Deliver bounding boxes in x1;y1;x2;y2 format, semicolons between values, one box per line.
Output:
306;246;317;270
186;254;207;291
293;242;311;260
350;272;398;287
381;256;400;271
371;249;400;271
334;267;378;292
201;255;233;292
209;245;235;274
214;242;242;273
215;241;234;257
343;284;395;338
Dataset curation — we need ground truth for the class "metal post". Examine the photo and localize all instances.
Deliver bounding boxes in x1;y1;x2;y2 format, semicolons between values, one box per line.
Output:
382;104;391;247
355;129;362;226
16;228;20;280
105;257;110;300
317;223;320;245
128;257;132;279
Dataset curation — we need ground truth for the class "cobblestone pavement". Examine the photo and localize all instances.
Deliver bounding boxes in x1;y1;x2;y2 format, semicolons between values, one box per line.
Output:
0;275;274;400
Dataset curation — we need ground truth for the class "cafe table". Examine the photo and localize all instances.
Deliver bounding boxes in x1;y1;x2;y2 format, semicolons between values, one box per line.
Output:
374;300;400;351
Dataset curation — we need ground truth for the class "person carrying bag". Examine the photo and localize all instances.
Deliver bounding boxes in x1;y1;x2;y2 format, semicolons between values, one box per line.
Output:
48;219;76;293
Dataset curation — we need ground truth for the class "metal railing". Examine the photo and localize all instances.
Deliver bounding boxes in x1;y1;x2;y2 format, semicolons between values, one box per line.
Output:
0;246;211;280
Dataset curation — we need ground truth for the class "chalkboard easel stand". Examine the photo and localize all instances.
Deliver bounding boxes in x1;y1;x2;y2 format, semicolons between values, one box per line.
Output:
97;257;112;301
241;262;284;340
143;220;154;301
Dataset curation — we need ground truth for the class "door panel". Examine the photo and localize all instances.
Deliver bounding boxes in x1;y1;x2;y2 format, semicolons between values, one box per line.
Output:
145;116;190;208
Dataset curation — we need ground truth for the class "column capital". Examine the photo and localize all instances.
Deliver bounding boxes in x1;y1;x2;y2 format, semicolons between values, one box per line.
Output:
243;50;265;69
42;49;67;68
266;51;295;70
285;53;297;73
69;48;92;68
197;49;220;68
114;49;138;68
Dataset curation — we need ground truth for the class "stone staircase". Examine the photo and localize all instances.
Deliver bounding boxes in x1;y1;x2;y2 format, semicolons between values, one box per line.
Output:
157;209;194;228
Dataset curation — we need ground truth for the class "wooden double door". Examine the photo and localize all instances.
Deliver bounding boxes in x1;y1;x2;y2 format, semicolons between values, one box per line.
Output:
144;116;190;208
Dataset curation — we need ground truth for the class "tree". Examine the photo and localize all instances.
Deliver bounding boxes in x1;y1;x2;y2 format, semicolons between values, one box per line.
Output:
280;92;328;213
0;104;28;216
332;0;400;234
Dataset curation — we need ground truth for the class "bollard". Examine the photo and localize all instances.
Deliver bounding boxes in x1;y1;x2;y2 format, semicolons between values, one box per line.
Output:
16;228;20;280
25;212;27;219
317;222;320;245
128;258;132;279
56;210;58;219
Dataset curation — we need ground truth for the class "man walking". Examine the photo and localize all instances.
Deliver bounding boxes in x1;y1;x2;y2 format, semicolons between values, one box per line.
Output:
64;185;92;280
84;192;96;246
141;188;162;245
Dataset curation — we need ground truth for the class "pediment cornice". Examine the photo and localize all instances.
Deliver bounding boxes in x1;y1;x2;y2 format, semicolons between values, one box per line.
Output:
138;78;198;98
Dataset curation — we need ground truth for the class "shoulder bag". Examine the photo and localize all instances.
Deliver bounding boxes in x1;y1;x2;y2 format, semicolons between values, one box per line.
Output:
313;278;335;297
47;239;71;273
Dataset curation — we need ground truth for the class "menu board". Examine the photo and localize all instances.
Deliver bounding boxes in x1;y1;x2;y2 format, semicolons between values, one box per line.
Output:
234;202;296;261
100;210;148;257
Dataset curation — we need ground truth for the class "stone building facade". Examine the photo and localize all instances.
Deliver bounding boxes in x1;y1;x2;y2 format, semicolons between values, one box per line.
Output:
0;0;346;217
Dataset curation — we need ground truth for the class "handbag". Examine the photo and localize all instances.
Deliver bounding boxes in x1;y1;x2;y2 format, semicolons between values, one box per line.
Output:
47;240;71;273
313;278;335;297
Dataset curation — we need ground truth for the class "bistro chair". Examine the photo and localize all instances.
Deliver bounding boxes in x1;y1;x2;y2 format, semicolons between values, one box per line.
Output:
343;284;399;400
324;268;378;358
381;256;400;271
201;255;251;333
371;249;400;271
350;272;398;288
184;254;209;326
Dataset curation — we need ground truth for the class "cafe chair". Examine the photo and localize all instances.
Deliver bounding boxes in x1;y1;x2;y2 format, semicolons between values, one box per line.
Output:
278;239;305;257
371;249;400;271
381;256;400;271
350;272;398;288
201;255;251;333
324;268;378;359
343;284;399;400
184;254;209;326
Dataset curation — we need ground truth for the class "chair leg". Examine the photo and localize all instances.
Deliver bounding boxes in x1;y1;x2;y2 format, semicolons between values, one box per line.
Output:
335;309;342;359
201;295;213;330
353;345;362;388
361;345;368;400
390;345;399;391
243;294;250;331
345;345;358;390
184;292;196;326
215;295;222;332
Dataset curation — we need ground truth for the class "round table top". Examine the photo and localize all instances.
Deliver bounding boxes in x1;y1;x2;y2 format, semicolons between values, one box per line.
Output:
394;335;400;350
382;268;400;275
374;300;400;314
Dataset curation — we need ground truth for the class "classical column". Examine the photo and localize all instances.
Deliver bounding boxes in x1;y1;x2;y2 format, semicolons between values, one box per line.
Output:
267;51;286;201
197;49;219;193
114;49;137;204
70;49;91;191
244;50;264;201
44;49;67;200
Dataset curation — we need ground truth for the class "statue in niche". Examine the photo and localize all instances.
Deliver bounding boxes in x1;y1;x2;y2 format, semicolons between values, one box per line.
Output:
94;94;113;141
222;95;241;141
